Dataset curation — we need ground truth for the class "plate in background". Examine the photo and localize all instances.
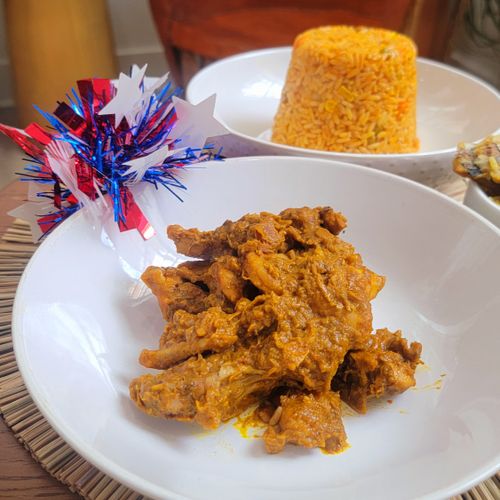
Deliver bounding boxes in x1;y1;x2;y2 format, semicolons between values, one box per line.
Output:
187;48;500;187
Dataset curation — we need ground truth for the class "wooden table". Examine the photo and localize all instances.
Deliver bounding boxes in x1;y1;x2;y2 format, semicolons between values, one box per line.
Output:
0;181;78;498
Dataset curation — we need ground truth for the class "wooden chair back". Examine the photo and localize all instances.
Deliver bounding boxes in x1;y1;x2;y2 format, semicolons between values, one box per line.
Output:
149;0;461;87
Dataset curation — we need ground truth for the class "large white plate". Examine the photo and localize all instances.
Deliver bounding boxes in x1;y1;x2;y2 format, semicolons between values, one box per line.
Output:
13;157;500;500
186;48;500;187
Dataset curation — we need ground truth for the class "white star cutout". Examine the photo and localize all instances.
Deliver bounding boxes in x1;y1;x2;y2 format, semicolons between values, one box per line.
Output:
132;71;171;125
142;71;169;104
98;64;148;126
122;143;185;182
169;95;228;154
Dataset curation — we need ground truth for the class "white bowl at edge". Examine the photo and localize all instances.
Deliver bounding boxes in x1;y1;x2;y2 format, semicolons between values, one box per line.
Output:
464;180;500;228
186;47;500;188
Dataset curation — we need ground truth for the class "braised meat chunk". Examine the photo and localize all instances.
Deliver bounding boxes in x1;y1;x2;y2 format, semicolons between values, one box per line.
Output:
139;307;240;369
332;328;422;413
453;135;500;196
130;207;422;453
131;314;359;429
263;391;347;454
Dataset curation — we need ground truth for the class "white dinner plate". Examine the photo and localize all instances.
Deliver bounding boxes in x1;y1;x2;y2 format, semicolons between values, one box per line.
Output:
13;156;500;500
186;48;500;187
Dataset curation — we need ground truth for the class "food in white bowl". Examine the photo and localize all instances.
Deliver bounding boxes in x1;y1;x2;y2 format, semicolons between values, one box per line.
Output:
13;156;500;500
186;47;500;187
455;135;500;227
131;206;422;455
454;135;500;197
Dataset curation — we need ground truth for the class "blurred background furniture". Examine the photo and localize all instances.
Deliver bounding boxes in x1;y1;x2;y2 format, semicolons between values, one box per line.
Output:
149;0;462;86
447;0;500;88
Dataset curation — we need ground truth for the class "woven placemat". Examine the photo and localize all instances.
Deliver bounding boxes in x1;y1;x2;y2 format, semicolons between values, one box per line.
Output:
0;185;499;500
0;221;144;500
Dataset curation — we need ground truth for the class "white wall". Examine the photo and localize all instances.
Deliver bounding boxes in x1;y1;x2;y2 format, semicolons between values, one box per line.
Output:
106;0;168;76
0;0;168;115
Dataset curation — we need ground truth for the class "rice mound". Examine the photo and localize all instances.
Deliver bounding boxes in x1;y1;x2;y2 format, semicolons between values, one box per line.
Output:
271;26;419;154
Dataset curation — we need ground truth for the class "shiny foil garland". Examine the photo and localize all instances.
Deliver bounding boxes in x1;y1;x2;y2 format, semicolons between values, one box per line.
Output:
0;66;226;240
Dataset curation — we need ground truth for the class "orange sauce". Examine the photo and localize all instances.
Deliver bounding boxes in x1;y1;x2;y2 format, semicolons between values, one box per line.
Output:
320;442;350;455
233;406;267;439
412;374;445;391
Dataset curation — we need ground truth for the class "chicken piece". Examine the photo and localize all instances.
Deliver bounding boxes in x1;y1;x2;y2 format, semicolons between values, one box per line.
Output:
142;214;383;370
204;256;246;304
131;206;415;454
263;391;347;454
167;212;291;259
130;315;359;429
130;351;278;429
142;257;246;321
141;266;209;321
332;328;422;413
280;206;347;246
136;236;382;374
317;207;348;235
139;307;239;369
242;246;384;331
146;207;355;320
167;207;347;260
453;135;500;196
176;257;246;307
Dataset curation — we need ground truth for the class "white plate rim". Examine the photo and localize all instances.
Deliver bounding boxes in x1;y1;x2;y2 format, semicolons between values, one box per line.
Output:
12;156;500;500
186;47;500;159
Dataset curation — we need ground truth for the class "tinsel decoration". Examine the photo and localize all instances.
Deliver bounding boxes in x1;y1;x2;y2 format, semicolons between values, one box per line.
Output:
0;65;227;240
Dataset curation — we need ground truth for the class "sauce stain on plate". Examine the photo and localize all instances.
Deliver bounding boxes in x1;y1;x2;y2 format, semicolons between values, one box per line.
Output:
412;373;446;391
217;439;235;454
416;362;432;372
233;406;266;439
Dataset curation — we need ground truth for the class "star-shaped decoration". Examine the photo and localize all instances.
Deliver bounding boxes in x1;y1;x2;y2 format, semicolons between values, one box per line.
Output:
98;64;148;126
130;64;146;80
9;198;54;241
45;141;78;195
132;70;170;125
123;143;185;182
169;95;228;154
142;71;169;104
